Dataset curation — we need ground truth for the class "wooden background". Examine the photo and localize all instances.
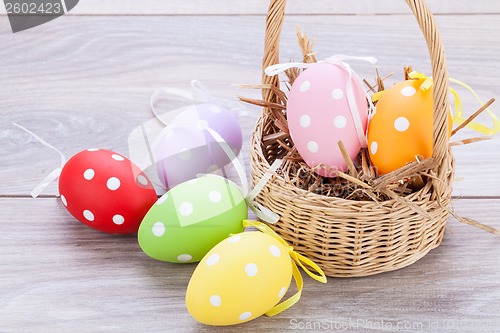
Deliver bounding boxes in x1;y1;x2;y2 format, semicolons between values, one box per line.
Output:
0;1;499;332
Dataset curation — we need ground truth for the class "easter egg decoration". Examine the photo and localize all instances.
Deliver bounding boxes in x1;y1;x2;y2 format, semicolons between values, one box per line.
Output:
138;174;247;263
185;220;327;326
155;103;243;189
265;56;377;177
367;78;453;175
59;149;158;234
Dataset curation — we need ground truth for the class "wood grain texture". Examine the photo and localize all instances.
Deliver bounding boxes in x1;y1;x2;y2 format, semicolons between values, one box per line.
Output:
0;14;499;196
0;4;499;332
0;198;498;333
1;0;498;15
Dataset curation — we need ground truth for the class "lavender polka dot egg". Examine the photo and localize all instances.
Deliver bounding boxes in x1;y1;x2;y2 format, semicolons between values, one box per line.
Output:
155;103;243;189
287;62;369;177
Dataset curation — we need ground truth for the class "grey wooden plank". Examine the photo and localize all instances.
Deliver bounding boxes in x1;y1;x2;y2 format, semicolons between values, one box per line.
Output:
1;0;498;15
0;198;498;332
0;14;499;196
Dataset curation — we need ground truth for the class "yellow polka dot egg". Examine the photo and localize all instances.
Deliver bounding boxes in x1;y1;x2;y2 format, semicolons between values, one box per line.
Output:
138;175;247;263
186;231;292;326
367;79;452;175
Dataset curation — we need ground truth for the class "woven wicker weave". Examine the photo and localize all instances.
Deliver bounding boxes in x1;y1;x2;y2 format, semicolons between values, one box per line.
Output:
250;0;455;277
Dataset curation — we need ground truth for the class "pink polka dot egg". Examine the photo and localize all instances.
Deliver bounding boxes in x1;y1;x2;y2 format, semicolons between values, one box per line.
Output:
58;149;158;234
287;62;369;177
186;231;292;326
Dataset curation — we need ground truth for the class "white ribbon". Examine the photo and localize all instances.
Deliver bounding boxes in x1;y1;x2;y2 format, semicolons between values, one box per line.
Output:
265;55;377;148
246;159;282;224
13;123;66;198
201;125;249;196
150;79;248;126
200;124;281;224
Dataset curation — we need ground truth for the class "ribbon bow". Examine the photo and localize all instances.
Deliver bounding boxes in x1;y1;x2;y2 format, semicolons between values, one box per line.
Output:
242;219;327;317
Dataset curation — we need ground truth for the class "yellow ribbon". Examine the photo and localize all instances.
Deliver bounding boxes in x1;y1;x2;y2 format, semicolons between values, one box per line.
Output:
410;71;499;135
242;220;327;317
448;77;500;135
372;71;499;136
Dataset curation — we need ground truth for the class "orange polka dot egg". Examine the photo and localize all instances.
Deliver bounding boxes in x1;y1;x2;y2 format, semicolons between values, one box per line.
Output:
186;231;292;326
367;79;452;175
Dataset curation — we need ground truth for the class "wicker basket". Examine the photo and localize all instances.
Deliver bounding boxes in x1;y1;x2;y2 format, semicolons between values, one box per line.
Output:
250;0;455;277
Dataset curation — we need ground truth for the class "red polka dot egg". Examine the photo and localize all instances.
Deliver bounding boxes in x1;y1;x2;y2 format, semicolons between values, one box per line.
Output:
367;79;452;175
58;149;158;234
287;62;369;177
186;231;292;326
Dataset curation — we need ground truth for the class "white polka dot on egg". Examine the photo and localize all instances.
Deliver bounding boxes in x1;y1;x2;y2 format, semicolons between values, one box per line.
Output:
106;177;121;191
300;81;311;92
210;295;222;307
83;169;95;180
334;115;347;129
245;263;258;277
156;194;168;205
137;175;148;186
279;287;287;298
206;253;220;266
307;141;319;153
60;195;68;207
83;210;95;222
227;235;241;243
177;254;193;262
152;222;165;237
239;312;252;321
299;114;311;128
332;88;344;100
112;214;124;225
207;164;219;173
210;106;222;113
269;245;281;257
111;154;125;161
394;117;410;132
87;148;99;152
179;202;194;216
209;190;222;203
401;86;417;97
370;141;378;155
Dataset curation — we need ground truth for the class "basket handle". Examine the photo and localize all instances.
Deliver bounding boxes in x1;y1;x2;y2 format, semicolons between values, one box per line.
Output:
262;0;450;165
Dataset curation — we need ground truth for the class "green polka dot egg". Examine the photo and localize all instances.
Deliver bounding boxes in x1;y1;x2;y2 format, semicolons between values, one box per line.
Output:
186;231;292;326
138;175;247;263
